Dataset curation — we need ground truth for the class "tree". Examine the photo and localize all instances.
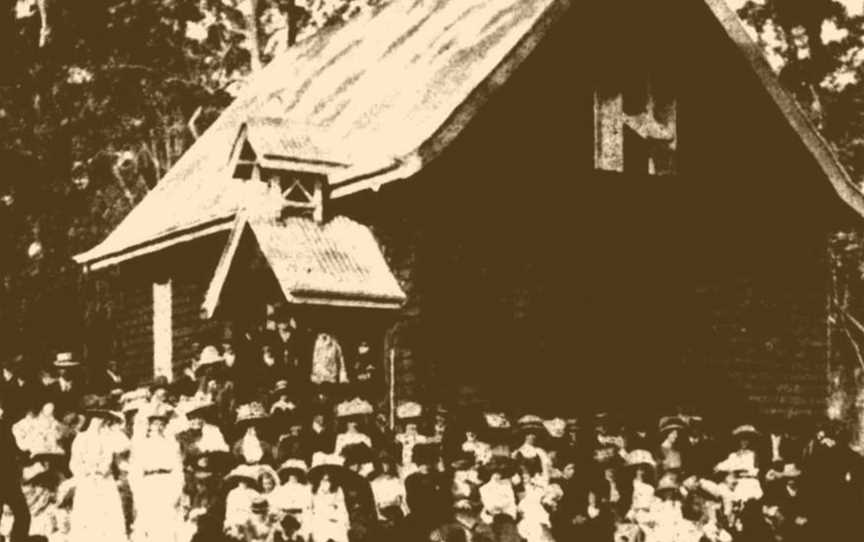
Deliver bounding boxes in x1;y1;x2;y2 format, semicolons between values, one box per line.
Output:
0;0;380;361
739;0;864;179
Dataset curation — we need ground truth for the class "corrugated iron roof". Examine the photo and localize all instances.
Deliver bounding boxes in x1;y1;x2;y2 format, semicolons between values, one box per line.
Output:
75;0;864;269
204;215;406;313
75;0;564;267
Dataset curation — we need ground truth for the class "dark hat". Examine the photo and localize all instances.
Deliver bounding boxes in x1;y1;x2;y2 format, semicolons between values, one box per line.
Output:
341;442;374;466
189;451;232;477
250;496;269;514
658;416;687;434
271;379;292;397
225;465;262;489
81;394;123;423
146;404;174;422
184;400;216;420
149;375;171;393
412;443;439;467
450;452;476;471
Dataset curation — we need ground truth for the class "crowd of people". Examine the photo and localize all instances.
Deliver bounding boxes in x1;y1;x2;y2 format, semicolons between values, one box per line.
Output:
1;314;864;542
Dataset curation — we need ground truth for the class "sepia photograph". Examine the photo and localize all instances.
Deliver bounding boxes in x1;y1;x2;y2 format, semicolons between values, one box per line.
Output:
2;0;864;541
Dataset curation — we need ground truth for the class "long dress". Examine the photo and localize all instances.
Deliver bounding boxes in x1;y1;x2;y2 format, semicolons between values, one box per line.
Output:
309;488;350;542
68;424;129;542
130;433;185;542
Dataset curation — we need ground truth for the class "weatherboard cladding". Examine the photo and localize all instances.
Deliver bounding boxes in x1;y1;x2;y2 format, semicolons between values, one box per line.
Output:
76;0;561;265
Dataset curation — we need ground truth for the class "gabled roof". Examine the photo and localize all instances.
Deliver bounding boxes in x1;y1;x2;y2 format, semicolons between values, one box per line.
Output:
76;0;567;269
75;0;864;270
203;216;407;315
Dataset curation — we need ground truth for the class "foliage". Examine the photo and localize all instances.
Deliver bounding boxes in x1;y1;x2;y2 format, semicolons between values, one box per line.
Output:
739;0;864;178
0;0;380;361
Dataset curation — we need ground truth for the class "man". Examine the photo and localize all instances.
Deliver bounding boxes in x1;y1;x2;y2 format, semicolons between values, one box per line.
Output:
406;443;450;537
340;443;379;542
0;395;32;541
89;358;124;395
50;352;83;419
429;493;494;542
177;400;230;516
272;310;308;383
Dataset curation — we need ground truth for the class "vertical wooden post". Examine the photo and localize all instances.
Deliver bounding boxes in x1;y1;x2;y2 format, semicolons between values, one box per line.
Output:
284;0;297;48
389;348;396;432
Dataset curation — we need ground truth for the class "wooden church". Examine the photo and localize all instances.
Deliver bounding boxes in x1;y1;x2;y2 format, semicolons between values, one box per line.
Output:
76;0;864;424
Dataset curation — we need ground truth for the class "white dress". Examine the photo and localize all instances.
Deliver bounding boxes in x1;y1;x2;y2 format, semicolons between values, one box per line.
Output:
130;434;185;542
309;488;350;542
68;425;129;542
371;475;407;518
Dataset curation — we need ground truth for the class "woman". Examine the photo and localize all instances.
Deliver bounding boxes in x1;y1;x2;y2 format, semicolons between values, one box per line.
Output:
21;444;68;539
270;459;312;535
232;402;274;466
370;451;408;521
334;419;372;459
130;404;185;542
224;465;263;533
68;395;129;542
309;471;350;542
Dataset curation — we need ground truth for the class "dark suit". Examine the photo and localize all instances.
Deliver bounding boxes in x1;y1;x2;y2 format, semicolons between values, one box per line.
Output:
341;469;378;542
0;419;30;541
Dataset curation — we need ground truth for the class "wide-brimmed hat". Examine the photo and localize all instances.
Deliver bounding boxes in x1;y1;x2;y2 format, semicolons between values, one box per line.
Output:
450;451;476;472
278;458;309;476
146;403;174;422
194;345;224;374
341;442;374;466
182;398;216;420
626;449;657;468
53;352;80;368
271;379;291;397
732;424;761;438
236;402;269;424
658;416;687;434
483;412;512;430
149;375;171;393
81;394;123;423
517;414;546;433
411;442;439;467
335;398;374;419
225;464;262;488
655;473;682;497
396;401;423;421
188;451;233;476
250;496;269;514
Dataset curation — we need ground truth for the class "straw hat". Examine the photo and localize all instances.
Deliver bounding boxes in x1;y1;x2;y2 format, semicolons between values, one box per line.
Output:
236;402;269;424
53;352;80;368
335;398;374;418
194;345;224;374
483;412;511;430
626;449;657;468
396;401;423;421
